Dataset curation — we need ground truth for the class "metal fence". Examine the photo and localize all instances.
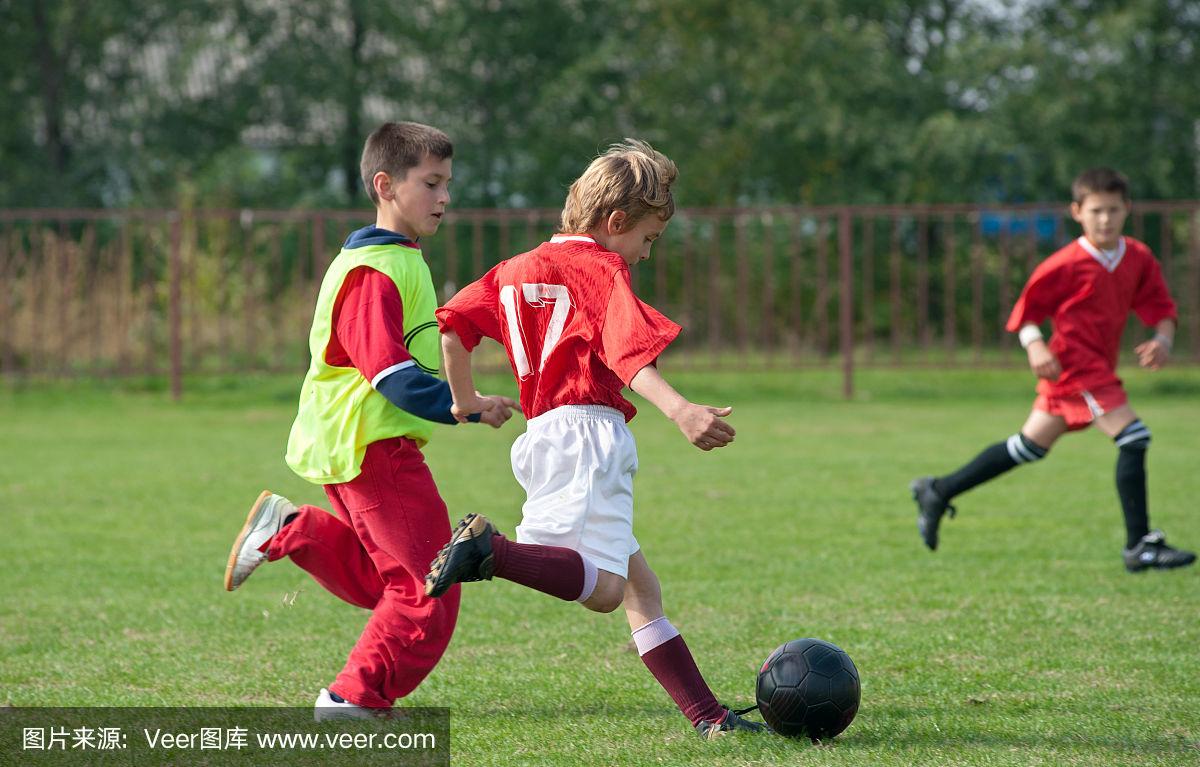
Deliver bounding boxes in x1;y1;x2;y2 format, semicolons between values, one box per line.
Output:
2;203;1198;398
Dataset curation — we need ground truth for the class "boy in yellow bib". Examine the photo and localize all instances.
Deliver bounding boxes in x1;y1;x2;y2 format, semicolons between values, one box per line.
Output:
223;122;515;717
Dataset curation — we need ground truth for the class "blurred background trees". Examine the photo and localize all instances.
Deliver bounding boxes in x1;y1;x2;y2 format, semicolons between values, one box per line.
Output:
2;0;1198;210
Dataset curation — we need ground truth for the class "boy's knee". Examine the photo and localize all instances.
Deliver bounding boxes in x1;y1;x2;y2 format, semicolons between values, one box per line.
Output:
582;575;625;613
1114;419;1151;451
583;592;623;614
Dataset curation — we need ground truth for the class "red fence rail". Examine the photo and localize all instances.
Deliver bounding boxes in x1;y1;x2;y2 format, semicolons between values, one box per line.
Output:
2;203;1198;398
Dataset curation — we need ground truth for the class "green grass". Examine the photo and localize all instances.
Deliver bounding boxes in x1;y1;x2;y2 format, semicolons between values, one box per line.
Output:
1;367;1198;766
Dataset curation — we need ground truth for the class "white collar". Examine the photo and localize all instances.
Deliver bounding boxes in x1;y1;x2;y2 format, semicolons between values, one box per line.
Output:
1077;236;1125;273
550;235;596;244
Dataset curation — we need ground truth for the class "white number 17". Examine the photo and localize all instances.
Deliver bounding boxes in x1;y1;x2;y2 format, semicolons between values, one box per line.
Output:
499;283;573;379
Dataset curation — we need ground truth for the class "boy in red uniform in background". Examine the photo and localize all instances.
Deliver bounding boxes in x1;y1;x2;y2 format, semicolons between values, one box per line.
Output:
222;122;515;718
911;167;1194;572
427;140;768;739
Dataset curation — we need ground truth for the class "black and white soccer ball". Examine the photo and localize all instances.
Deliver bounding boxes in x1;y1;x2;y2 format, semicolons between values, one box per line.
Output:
755;638;860;740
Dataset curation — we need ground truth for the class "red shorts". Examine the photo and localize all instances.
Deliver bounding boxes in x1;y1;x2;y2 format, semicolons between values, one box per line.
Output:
1034;384;1128;431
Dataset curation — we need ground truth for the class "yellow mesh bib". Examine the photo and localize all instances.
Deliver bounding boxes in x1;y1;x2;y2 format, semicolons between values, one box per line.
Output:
285;243;441;485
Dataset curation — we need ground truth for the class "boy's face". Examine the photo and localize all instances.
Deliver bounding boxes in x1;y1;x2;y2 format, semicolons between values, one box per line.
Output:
603;212;669;267
376;153;452;239
1070;191;1128;251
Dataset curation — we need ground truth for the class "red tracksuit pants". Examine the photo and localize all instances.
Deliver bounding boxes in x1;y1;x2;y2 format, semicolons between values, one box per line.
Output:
267;436;461;708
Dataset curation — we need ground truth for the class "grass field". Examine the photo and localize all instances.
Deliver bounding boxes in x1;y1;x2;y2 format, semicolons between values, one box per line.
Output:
2;366;1198;766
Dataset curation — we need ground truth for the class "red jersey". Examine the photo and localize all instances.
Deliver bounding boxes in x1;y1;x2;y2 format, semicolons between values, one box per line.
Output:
1006;236;1177;397
436;235;681;421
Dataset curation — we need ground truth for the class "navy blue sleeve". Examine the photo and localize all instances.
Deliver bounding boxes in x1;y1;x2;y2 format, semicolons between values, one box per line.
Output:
376;365;480;425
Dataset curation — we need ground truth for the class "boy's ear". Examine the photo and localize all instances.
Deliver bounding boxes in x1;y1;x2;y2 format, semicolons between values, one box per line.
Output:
607;210;627;234
1068;201;1082;222
373;171;393;201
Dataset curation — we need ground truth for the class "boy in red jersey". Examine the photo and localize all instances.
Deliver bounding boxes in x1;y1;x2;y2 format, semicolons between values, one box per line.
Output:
426;140;767;739
222;122;515;718
911;168;1194;572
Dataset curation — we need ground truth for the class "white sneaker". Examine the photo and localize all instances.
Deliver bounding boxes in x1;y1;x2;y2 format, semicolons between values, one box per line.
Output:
314;688;377;721
223;491;296;591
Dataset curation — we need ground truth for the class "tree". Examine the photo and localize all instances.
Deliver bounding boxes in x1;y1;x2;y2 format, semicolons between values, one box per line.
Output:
1;0;1196;208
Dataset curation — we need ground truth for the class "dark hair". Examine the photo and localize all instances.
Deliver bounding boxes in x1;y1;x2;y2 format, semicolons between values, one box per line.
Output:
1071;167;1129;204
360;122;453;204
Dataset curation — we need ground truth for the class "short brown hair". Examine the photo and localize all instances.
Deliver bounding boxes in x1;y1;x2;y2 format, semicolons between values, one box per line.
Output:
1071;167;1130;204
560;139;678;234
360;122;453;205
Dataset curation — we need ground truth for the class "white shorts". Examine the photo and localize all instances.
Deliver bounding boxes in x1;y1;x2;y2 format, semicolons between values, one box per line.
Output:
510;405;639;578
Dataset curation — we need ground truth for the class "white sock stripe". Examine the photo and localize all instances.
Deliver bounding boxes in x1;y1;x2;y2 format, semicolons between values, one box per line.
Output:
1007;434;1033;464
1006;435;1024;463
1115;425;1152;447
1021;435;1047;459
575;556;598;603
1015;438;1038;462
631;616;680;656
1116;433;1150;448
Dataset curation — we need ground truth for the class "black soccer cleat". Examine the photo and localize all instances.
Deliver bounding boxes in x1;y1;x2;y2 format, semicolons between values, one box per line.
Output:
695;709;771;741
910;476;956;551
424;513;499;597
1123;530;1196;573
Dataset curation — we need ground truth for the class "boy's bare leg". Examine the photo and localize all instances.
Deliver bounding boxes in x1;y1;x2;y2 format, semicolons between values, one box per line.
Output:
580;570;625;613
623;552;663;630
912;408;1065;550
1019;408;1069;448
1093;403;1137;437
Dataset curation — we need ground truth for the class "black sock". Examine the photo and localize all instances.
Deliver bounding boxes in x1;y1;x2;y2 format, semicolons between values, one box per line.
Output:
1114;420;1152;549
934;434;1046;500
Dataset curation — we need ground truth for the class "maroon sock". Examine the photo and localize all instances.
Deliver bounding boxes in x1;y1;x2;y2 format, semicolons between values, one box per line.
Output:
639;635;726;726
490;535;584;601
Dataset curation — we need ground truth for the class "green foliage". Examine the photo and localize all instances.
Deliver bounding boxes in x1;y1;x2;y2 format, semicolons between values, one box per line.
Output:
1;1;1198;208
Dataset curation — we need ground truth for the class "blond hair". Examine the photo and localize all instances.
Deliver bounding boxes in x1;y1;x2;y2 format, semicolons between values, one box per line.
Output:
559;139;678;234
360;121;453;205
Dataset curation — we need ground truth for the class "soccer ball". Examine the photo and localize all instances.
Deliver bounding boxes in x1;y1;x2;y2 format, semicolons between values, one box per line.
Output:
755;638;860;740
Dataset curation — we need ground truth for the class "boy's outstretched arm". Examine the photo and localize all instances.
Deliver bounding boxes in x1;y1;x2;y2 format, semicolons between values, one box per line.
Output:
441;329;519;427
629;364;734;451
1134;319;1175;371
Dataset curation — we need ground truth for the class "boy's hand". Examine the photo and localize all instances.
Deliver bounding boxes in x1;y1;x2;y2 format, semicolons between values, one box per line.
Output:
476;394;519;429
450;393;492;424
452;392;519;428
1026;340;1061;380
673;404;735;451
1134;338;1170;371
